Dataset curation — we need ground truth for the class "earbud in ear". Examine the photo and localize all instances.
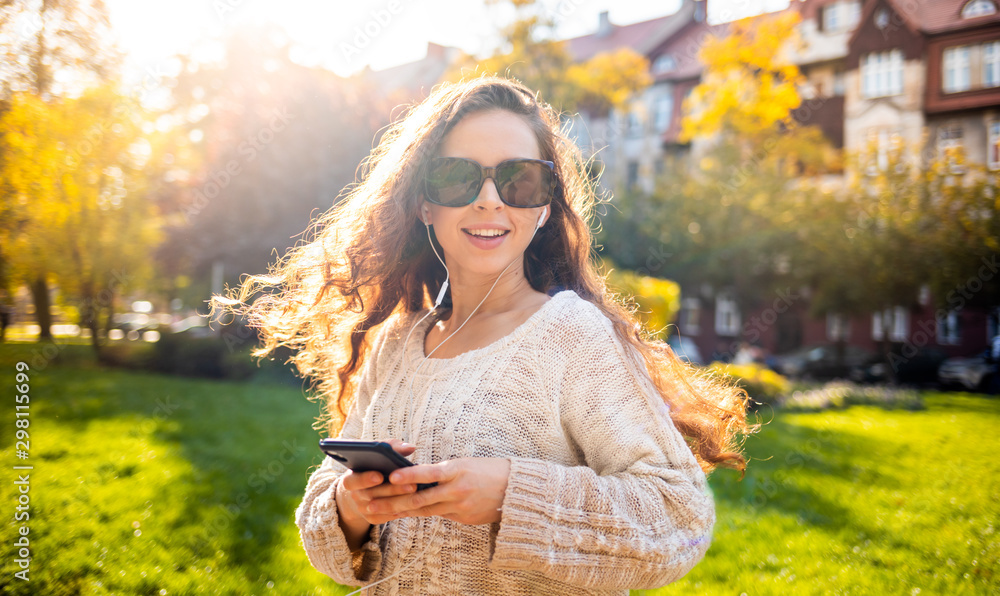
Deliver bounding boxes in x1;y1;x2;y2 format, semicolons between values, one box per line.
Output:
536;206;548;229
422;208;430;226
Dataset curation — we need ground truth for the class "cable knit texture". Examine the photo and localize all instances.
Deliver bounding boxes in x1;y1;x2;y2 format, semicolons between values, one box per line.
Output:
294;289;715;595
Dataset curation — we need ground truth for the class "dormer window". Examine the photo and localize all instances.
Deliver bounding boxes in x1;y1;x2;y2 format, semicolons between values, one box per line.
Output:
653;54;676;74
962;0;997;18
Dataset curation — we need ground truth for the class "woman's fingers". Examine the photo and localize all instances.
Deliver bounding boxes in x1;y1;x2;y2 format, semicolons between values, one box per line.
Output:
367;484;445;515
366;480;417;499
341;470;384;491
384;437;416;456
368;458;510;525
387;460;455;486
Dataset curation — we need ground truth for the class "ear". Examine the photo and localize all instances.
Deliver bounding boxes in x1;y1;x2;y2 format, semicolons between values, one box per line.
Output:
537;205;549;228
419;201;431;226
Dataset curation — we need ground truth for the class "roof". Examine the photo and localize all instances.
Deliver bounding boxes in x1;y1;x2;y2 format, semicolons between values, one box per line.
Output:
648;19;729;81
365;43;460;97
565;1;697;61
916;0;1000;34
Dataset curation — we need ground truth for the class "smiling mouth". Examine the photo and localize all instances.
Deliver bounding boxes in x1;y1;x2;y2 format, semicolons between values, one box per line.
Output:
462;229;510;239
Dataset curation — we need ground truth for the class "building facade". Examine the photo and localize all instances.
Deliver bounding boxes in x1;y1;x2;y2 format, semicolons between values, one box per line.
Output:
366;0;1000;368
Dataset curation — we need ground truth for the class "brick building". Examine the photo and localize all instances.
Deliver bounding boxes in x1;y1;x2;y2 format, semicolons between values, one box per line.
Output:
365;0;1000;367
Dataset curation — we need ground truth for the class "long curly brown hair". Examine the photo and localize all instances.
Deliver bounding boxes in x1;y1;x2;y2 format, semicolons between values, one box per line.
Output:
213;75;754;476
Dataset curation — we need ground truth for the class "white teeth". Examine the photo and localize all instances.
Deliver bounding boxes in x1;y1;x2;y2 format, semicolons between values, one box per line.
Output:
465;229;507;237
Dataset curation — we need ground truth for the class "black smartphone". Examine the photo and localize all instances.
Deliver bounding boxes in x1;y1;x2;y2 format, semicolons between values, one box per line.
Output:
319;439;437;491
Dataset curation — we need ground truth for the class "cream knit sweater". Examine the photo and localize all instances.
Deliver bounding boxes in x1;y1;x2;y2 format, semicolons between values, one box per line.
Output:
294;289;715;595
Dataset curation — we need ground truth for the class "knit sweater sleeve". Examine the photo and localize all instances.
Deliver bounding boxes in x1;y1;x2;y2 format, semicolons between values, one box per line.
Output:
488;303;716;589
293;318;395;586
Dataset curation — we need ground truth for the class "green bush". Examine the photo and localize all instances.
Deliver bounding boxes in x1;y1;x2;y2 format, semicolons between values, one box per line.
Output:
96;341;157;370
151;331;257;379
778;381;924;412
707;362;791;407
604;265;681;337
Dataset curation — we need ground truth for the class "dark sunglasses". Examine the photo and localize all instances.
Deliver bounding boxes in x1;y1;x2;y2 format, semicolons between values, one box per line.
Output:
424;157;557;208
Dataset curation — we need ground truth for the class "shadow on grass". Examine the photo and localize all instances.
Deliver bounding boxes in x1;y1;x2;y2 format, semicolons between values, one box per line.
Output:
0;341;326;587
707;408;911;529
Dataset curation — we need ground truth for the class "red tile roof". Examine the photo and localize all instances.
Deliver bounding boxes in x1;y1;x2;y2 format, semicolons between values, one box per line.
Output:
564;4;696;62
915;0;1000;34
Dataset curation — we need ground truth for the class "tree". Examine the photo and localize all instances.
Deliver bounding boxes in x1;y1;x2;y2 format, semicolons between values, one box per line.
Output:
0;85;159;353
444;0;651;114
0;0;121;339
596;10;847;363
680;11;804;148
793;143;1000;374
154;26;385;313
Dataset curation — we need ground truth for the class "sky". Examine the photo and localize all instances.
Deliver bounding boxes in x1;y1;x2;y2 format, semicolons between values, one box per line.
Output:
105;0;791;84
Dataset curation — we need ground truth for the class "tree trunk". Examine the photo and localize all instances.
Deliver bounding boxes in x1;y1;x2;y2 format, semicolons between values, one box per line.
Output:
878;337;898;385
28;274;53;341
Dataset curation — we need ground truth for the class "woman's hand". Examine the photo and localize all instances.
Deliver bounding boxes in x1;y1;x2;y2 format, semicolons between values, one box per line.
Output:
366;457;512;525
336;438;420;529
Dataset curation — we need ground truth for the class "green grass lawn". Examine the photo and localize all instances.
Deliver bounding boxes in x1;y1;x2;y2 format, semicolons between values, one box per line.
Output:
1;342;997;595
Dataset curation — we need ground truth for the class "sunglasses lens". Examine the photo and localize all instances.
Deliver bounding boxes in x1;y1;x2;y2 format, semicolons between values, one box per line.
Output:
426;159;481;206
496;161;555;208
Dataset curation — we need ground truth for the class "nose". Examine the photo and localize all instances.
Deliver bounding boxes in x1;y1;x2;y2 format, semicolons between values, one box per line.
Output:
473;174;504;211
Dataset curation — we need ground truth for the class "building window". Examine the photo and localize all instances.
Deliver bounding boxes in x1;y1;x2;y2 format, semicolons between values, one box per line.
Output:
653;54;676;74
715;295;740;336
918;284;931;306
862;50;904;98
826;313;850;341
937;310;961;345
938;125;965;172
823;1;862;31
943;46;972;93
872;307;909;342
833;68;846;95
892;308;909;341
989;121;1000;169
626;160;639;192
681;298;701;335
654;94;673;132
984;41;1000;87
875;7;891;29
626;109;642;137
866;128;900;174
962;0;997;18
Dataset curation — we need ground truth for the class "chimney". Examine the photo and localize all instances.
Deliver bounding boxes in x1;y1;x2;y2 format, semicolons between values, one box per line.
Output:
596;10;612;38
694;0;707;22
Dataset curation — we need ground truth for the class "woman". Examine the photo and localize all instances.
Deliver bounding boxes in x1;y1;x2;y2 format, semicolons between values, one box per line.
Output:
216;76;752;594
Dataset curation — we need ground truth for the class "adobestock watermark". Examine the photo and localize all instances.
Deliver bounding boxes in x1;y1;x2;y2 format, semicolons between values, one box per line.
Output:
710;286;802;362
183;106;294;223
340;0;409;65
717;94;832;195
23;269;134;371
189;439;306;552
885;254;999;372
73;394;182;502
736;425;836;517
64;58;175;171
213;0;252;22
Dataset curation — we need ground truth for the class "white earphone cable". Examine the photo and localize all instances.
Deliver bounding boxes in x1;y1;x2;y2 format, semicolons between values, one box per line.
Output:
344;208;546;595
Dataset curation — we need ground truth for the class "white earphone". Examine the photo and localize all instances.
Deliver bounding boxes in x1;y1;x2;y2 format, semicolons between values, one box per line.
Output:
346;202;548;596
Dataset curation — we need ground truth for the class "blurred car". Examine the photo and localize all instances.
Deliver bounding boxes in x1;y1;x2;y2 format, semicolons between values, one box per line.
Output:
853;346;949;386
938;352;994;391
667;335;704;365
771;344;877;380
